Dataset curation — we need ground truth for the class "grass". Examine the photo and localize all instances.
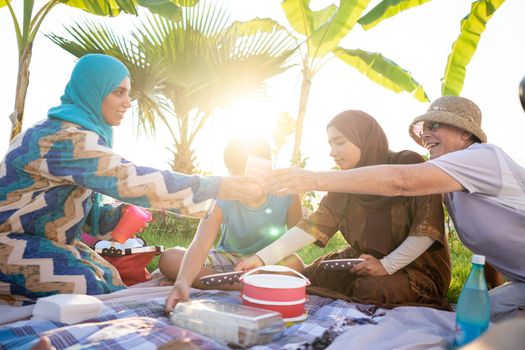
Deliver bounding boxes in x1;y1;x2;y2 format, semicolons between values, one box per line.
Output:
140;213;471;303
448;232;472;302
140;212;199;272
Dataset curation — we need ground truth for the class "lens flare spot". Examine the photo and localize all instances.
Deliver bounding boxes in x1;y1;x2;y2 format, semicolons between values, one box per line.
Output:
268;227;281;237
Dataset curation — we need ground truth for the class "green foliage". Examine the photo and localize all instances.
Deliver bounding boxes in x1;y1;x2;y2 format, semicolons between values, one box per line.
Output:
358;0;433;30
282;0;430;97
281;0;431;162
447;231;472;303
442;0;506;95
301;191;318;216
333;48;429;102
291;150;308;168
47;0;297;172
139;211;200;271
279;0;507;161
2;0;197;140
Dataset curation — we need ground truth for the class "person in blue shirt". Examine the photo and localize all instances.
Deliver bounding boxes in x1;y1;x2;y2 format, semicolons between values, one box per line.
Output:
162;137;303;312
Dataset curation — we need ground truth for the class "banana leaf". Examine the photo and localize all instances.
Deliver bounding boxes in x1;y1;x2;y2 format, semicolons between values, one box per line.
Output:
358;0;432;30
308;0;371;58
334;47;429;102
441;0;505;95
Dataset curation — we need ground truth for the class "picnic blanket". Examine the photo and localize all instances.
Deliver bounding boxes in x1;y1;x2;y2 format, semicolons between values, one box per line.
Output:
0;273;457;350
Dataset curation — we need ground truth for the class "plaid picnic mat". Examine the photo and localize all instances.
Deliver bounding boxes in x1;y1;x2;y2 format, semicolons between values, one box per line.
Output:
0;291;382;350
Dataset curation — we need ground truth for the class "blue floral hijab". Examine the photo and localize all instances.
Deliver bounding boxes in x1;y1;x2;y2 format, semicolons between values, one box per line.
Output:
48;54;130;236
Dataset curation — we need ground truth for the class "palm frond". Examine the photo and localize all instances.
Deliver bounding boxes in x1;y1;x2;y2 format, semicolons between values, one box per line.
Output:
47;0;296;172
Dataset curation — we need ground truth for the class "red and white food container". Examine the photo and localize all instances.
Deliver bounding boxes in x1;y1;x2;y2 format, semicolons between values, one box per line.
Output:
241;265;310;322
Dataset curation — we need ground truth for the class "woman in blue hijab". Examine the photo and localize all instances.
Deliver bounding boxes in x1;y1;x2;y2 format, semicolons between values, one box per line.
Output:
0;54;262;305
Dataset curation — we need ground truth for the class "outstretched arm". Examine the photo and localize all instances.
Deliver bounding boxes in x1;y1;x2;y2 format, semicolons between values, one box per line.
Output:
39;128;262;212
268;163;464;197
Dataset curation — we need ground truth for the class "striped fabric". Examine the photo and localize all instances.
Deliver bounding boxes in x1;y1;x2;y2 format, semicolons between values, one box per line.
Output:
204;249;243;273
0;119;219;305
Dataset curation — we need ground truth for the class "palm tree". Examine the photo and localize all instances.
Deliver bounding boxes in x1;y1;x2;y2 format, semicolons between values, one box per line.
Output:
48;0;297;173
281;0;506;164
1;0;198;141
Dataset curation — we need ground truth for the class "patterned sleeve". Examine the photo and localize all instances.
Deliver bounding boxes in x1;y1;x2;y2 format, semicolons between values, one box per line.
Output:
296;192;347;247
36;126;220;211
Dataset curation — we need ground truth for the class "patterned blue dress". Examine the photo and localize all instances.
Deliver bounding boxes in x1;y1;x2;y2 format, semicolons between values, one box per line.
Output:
0;119;219;305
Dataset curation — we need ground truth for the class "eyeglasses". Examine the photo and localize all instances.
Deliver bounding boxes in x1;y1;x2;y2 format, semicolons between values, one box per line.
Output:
415;122;442;137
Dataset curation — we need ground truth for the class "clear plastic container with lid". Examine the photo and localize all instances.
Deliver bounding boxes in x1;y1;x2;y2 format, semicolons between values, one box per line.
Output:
169;299;285;347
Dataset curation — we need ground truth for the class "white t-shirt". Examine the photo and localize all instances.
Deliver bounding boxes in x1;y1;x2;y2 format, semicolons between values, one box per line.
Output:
429;143;525;282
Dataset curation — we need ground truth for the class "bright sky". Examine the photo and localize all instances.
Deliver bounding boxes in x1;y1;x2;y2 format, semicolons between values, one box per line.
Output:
1;0;525;175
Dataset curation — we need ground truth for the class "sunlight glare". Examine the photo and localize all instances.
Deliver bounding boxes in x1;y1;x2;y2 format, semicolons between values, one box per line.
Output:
219;98;279;142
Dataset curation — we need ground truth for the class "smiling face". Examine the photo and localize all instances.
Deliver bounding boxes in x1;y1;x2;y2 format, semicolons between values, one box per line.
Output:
101;77;131;126
327;126;361;170
420;121;473;159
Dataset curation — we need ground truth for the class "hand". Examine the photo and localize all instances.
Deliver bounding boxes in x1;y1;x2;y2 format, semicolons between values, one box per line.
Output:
164;280;190;314
234;255;265;272
267;168;318;195
352;254;388;276
217;176;264;202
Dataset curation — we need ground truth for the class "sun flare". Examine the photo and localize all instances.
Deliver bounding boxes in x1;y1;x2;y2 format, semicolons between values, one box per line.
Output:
218;98;280;142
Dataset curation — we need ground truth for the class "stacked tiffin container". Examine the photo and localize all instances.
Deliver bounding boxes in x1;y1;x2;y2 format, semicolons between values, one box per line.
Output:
241;265;309;322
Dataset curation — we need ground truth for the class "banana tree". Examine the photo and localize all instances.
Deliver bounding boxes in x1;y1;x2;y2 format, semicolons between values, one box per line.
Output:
282;0;505;164
1;0;198;142
48;0;297;173
359;0;506;95
439;0;505;95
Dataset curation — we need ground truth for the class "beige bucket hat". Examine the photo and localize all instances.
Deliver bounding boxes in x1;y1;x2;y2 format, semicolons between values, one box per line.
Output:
409;96;487;146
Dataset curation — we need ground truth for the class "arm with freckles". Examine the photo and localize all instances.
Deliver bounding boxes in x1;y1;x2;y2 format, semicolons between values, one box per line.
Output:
269;163;464;197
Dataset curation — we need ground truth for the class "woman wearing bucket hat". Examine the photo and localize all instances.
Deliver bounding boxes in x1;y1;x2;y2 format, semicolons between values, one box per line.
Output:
0;54;263;305
263;95;525;322
237;110;452;310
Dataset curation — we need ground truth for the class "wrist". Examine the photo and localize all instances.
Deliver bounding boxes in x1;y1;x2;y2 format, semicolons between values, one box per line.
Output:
312;171;322;191
255;254;266;266
253;253;268;266
380;257;395;275
174;278;191;286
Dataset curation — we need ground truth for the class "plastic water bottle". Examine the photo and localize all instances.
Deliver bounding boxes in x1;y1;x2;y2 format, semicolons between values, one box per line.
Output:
453;254;490;347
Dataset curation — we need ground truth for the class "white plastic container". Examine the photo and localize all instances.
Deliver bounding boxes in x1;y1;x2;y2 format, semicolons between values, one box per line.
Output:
169;299;284;347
